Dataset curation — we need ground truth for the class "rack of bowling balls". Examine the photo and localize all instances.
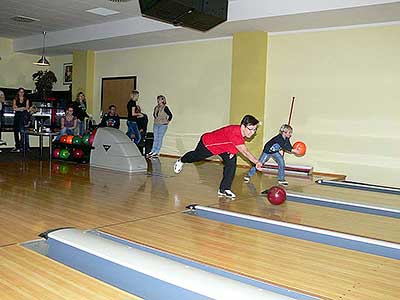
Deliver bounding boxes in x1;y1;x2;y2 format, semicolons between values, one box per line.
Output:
52;132;95;163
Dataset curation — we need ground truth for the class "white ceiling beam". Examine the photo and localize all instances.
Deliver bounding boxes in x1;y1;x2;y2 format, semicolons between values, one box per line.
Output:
14;16;173;52
13;0;400;53
228;0;400;20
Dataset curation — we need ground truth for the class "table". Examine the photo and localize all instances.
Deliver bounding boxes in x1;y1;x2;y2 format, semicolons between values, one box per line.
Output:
23;130;58;161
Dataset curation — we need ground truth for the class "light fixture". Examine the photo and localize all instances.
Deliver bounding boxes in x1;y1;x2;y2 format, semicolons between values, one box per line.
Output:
34;31;50;66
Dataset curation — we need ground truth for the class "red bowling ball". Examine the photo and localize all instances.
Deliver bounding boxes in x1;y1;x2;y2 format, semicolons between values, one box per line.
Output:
88;133;95;145
72;149;84;159
266;186;287;205
52;148;61;158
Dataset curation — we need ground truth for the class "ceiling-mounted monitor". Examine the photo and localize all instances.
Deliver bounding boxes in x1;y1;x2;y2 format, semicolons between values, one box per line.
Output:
139;0;228;32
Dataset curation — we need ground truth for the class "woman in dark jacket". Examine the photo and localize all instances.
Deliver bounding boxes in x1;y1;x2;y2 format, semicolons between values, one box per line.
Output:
11;88;30;152
72;92;90;135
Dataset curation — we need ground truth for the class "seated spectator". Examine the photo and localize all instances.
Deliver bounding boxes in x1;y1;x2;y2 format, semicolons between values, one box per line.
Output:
55;106;77;141
99;105;120;129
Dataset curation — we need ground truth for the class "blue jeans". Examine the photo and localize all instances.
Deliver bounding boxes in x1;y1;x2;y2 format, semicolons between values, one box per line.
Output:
78;119;85;136
248;151;285;180
55;128;74;141
151;124;168;154
126;121;141;144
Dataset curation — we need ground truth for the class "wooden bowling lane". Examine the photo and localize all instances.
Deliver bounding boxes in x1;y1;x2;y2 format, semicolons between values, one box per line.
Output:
289;182;400;210
102;213;400;300
0;245;141;300
212;196;400;243
0;159;225;246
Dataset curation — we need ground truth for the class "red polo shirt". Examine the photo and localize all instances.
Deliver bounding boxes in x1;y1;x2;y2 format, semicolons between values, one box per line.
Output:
201;125;245;155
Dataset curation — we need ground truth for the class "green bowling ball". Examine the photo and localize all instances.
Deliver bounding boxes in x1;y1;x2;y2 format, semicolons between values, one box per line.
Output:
72;136;82;145
59;163;70;174
82;134;90;146
59;149;70;159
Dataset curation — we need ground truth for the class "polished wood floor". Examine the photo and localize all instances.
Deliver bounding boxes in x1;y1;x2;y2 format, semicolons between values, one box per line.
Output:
0;245;141;300
0;157;399;299
213;196;400;243
290;182;400;210
103;212;400;300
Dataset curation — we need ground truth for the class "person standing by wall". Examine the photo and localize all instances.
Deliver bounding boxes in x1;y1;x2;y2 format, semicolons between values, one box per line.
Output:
126;90;142;144
72;92;90;135
147;95;172;158
11;88;30;152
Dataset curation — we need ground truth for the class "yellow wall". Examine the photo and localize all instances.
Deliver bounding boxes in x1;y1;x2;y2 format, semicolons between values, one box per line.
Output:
0;37;71;91
72;50;95;112
265;25;400;185
0;38;39;90
3;24;398;185
94;39;233;155
230;32;268;163
0;37;71;147
50;54;73;91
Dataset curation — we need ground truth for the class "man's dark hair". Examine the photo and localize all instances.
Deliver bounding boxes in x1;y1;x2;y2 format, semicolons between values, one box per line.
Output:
240;115;259;127
109;104;116;110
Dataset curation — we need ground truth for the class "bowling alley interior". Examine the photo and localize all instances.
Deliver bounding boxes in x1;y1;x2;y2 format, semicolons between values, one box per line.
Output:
0;1;399;299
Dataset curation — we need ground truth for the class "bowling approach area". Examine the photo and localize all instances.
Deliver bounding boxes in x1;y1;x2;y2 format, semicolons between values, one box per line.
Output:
1;157;399;300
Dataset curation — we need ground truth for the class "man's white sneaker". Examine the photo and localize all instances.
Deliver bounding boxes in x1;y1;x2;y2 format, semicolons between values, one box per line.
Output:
244;176;250;183
174;159;184;174
218;189;236;198
278;180;288;186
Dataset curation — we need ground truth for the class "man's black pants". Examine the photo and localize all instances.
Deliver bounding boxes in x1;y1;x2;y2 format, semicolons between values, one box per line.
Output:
181;138;237;192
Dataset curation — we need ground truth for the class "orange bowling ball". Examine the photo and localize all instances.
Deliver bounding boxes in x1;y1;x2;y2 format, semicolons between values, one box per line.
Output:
293;141;306;156
60;135;68;143
66;135;74;144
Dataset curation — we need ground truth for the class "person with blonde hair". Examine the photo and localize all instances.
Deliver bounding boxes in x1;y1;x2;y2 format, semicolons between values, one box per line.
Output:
72;92;90;135
126;90;142;144
147;95;172;158
244;124;301;186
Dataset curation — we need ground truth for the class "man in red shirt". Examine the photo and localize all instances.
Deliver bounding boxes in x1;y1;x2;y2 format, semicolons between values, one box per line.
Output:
174;115;262;198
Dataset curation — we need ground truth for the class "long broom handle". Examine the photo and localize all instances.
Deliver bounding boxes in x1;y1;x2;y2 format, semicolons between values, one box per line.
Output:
288;96;295;125
282;96;295;158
